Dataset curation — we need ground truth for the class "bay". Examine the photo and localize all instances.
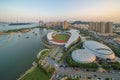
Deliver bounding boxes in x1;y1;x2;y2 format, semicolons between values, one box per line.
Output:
0;24;50;80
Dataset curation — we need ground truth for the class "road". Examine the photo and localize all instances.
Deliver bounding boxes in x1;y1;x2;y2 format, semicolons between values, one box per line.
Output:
55;67;120;80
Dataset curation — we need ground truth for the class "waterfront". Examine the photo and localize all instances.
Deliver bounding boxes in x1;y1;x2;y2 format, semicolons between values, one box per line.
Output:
0;24;50;80
0;23;37;31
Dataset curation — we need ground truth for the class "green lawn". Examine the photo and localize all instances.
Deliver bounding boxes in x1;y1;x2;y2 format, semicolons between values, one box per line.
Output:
56;34;68;41
20;67;51;80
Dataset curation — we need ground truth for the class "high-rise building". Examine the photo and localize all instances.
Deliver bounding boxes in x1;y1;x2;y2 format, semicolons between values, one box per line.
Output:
89;22;94;31
89;22;97;31
52;22;58;27
95;22;99;32
39;20;44;27
99;22;105;34
62;20;69;29
106;22;113;34
89;21;113;34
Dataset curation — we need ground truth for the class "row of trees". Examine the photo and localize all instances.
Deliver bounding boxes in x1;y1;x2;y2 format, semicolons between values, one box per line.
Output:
104;42;120;57
98;60;120;70
66;52;98;69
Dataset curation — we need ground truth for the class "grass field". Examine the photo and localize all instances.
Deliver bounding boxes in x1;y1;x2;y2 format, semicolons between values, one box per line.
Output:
20;67;51;80
56;34;68;40
53;34;69;43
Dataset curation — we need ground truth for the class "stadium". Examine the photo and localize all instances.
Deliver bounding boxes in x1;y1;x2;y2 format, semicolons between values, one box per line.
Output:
47;29;80;46
47;31;70;45
72;49;96;63
83;41;116;60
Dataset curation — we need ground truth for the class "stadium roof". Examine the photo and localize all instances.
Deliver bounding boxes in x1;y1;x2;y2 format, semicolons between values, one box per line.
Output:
83;41;113;55
65;29;80;48
72;49;96;63
47;31;54;40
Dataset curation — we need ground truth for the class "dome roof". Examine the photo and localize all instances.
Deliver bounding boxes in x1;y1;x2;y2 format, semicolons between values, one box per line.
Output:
72;49;96;63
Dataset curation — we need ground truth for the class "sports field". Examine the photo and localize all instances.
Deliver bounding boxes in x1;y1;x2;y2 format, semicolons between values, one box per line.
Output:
53;34;69;43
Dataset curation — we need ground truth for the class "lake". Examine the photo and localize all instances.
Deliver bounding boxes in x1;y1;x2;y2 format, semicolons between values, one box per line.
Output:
0;24;50;80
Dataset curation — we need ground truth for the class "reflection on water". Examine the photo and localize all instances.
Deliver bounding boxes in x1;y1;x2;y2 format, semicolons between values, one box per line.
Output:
0;28;51;80
0;32;22;47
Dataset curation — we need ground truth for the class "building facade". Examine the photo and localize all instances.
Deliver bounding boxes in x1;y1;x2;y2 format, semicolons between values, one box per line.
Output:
62;20;69;29
39;20;44;27
89;22;113;34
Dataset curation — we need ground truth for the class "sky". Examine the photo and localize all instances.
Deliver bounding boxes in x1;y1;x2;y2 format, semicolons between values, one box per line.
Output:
0;0;120;22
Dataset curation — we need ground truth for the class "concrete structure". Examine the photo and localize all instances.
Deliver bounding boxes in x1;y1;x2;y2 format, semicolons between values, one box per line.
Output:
45;22;62;27
46;29;80;48
106;22;113;34
100;22;105;33
72;49;96;63
73;24;89;30
65;29;80;48
83;41;116;60
62;21;69;29
47;31;67;45
89;22;113;35
39;20;44;27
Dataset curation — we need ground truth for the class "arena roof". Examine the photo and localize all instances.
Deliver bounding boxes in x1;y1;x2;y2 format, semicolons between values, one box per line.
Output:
65;29;80;48
83;41;113;55
83;41;116;60
72;49;96;63
47;31;54;40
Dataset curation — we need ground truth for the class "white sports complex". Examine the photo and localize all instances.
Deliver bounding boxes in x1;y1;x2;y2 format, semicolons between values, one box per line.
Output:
83;41;116;60
72;49;96;63
47;29;80;47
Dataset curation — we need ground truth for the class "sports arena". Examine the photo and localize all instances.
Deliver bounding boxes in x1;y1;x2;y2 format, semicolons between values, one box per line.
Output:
47;29;80;46
83;41;116;60
47;31;70;45
72;49;96;63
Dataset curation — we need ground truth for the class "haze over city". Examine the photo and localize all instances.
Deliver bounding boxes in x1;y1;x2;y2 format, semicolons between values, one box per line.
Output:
0;0;120;22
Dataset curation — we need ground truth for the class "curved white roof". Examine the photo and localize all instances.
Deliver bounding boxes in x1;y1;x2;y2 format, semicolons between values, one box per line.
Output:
72;49;96;63
83;41;113;55
83;41;115;60
65;29;80;48
47;31;54;40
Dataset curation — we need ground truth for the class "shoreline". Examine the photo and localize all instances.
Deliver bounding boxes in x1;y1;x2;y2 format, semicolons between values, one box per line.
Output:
17;62;37;80
0;26;40;35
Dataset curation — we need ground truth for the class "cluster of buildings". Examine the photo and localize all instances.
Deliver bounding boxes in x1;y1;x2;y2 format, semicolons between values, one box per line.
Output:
46;29;116;63
39;20;44;27
72;24;89;30
39;20;70;29
89;22;113;35
72;40;116;63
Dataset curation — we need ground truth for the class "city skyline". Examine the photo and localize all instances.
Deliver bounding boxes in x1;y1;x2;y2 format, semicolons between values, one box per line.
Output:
0;0;120;22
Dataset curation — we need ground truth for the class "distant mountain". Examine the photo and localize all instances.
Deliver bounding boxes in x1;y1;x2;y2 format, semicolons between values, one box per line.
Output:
71;21;89;25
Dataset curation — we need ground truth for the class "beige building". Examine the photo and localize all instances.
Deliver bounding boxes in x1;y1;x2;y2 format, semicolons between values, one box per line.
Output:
106;22;113;34
73;24;89;30
39;20;44;27
52;22;58;26
100;22;106;34
62;20;69;29
89;22;113;34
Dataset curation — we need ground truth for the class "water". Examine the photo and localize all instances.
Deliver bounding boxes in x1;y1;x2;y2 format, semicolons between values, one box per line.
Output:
0;24;51;80
0;23;38;31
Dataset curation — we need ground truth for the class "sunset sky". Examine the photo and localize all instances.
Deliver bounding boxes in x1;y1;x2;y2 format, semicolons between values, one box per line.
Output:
0;0;120;22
